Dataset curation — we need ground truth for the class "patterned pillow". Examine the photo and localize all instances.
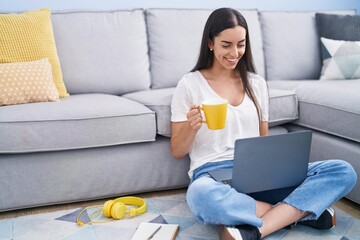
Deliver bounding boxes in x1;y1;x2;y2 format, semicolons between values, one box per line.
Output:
0;8;69;97
0;58;60;106
320;37;360;80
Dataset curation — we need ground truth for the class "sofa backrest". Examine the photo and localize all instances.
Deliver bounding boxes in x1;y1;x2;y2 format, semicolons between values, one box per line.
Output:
260;10;356;81
50;9;357;94
51;9;151;95
146;8;265;89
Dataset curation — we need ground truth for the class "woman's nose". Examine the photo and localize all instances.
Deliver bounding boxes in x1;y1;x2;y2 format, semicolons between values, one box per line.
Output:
231;47;239;58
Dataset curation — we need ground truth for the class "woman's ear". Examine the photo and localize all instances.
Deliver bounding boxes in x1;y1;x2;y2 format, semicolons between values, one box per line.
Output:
208;39;214;50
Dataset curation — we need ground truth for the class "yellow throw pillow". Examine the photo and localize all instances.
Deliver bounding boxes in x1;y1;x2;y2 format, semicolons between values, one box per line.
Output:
0;58;60;106
0;8;69;97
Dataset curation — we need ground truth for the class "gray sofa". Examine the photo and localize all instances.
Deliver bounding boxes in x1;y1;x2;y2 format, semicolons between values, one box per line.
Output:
0;8;358;212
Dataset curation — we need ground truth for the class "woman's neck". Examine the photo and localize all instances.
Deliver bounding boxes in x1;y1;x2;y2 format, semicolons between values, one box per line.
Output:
201;68;240;82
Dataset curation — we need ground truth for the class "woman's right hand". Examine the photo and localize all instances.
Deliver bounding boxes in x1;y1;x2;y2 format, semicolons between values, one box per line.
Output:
170;104;202;159
186;105;203;131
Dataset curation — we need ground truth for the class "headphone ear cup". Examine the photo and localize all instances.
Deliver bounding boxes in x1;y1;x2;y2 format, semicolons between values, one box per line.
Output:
111;202;126;220
103;200;114;218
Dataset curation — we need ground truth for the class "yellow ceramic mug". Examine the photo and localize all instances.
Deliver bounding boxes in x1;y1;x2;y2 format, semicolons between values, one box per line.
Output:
201;98;228;130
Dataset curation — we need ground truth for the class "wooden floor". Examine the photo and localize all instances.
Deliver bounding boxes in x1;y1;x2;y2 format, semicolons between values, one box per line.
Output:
1;188;360;221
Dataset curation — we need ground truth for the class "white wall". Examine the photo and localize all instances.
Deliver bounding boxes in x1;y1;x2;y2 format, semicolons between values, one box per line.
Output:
0;0;359;13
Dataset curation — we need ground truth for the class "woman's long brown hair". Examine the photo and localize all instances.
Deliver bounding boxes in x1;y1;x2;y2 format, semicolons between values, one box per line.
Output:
191;8;262;121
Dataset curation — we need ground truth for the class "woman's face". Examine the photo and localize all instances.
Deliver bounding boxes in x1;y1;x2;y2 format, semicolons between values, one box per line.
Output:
209;25;246;71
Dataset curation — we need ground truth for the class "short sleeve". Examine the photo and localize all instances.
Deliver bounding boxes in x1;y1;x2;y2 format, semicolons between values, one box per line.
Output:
170;77;192;122
259;80;269;122
250;74;269;122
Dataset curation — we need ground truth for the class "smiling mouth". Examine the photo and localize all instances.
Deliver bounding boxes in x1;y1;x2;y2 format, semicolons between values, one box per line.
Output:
226;58;238;64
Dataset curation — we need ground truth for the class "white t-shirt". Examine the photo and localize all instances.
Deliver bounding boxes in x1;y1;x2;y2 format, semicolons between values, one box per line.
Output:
171;70;269;178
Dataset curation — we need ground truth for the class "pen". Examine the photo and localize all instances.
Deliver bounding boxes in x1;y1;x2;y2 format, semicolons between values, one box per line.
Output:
147;225;162;239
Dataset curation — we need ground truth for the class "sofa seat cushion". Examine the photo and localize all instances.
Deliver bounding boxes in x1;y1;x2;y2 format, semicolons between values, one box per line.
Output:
268;80;360;143
123;88;175;137
268;88;298;127
0;94;156;153
123;87;298;137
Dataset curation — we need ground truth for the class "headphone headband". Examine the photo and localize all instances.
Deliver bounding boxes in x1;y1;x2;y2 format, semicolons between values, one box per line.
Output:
113;196;146;215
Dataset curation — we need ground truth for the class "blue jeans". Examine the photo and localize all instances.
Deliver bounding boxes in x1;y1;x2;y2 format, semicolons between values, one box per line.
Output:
186;159;357;227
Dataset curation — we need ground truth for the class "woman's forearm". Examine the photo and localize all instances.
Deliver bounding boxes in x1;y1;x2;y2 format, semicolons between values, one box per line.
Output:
170;122;198;159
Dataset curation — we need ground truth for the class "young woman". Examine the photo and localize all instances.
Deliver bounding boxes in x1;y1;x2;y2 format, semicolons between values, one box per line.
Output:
170;8;357;240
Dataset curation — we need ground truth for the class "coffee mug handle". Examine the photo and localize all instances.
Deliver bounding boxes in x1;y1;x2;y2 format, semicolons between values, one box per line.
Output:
199;106;207;124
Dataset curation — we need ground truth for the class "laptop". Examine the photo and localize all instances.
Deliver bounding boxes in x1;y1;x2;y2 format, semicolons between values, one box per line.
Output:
208;131;312;204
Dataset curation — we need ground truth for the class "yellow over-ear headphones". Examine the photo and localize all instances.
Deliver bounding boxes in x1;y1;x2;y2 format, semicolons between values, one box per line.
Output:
76;196;146;226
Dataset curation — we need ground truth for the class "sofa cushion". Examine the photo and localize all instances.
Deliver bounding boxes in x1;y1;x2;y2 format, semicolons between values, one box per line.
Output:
0;8;69;97
123;87;298;137
319;38;360;80
315;13;360;41
268;80;360;143
146;8;265;89
0;94;156;153
0;58;59;106
123;88;175;137
51;9;151;95
268;88;298;127
260;10;356;81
